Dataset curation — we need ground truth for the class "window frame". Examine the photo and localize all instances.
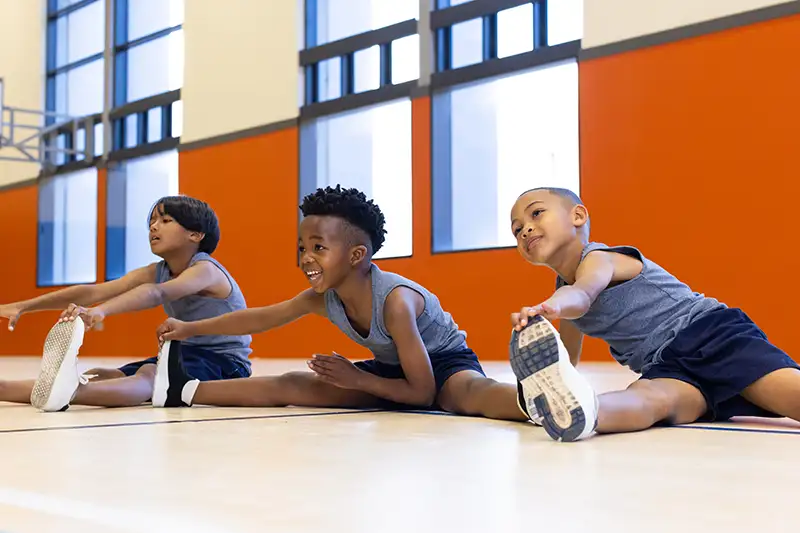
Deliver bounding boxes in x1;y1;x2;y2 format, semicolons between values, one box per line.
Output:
39;0;184;286
300;0;581;256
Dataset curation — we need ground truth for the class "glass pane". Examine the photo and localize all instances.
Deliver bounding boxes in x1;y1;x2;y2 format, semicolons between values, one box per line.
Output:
318;57;341;102
63;1;105;65
54;72;68;116
148;107;163;143
63;59;104;117
498;4;533;58
55;16;68;67
128;0;184;42
127;30;184;102
548;0;583;45
171;100;183;138
432;61;579;252
305;100;413;259
106;151;180;279
354;45;380;93
125;114;138;148
316;0;418;44
451;18;482;69
37;169;98;286
94;121;104;156
391;35;419;84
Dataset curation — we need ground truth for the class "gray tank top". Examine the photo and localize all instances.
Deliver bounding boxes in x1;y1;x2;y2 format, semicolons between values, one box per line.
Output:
156;252;252;367
556;243;725;373
324;264;468;364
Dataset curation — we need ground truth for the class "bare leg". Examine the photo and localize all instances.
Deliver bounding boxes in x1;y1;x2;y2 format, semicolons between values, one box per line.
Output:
70;365;156;407
741;368;800;421
0;380;37;404
192;371;384;408
0;367;128;405
595;378;707;433
436;371;529;421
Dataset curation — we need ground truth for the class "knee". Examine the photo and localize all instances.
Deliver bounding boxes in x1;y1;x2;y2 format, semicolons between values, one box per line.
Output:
439;377;495;416
134;364;156;380
634;383;703;426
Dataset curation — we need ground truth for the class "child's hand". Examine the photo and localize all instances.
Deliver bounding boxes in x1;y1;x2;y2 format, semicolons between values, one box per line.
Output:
157;318;193;343
0;304;23;331
512;302;562;331
307;353;365;389
60;304;106;330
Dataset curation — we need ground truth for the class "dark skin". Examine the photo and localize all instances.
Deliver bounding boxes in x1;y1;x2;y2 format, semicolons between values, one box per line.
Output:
509;190;800;432
159;215;527;419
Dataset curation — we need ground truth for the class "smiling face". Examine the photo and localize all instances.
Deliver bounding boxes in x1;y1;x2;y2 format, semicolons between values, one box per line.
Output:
510;190;588;265
298;215;369;293
148;204;204;257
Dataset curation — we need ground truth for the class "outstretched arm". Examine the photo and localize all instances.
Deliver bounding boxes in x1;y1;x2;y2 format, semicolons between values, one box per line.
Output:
512;250;616;330
158;288;326;340
0;264;156;331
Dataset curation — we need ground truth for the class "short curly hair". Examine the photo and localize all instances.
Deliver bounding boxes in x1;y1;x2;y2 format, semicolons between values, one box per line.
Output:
300;185;387;254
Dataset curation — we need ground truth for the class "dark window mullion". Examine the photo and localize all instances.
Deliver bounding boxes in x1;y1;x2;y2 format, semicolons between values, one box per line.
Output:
341;53;355;96
482;14;498;61
379;42;393;86
533;0;548;49
436;27;452;72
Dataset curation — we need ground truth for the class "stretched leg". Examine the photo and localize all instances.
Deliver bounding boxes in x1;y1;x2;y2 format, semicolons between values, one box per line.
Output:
740;368;800;421
153;340;383;408
596;378;707;433
437;371;529;421
70;365;156;407
0;368;125;405
0;380;36;404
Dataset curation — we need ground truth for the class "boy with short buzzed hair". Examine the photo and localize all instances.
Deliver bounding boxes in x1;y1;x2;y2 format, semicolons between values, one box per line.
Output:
508;187;800;442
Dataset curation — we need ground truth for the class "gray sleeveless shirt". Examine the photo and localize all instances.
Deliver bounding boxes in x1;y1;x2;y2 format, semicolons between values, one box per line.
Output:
324;264;468;364
156;252;252;367
556;243;725;373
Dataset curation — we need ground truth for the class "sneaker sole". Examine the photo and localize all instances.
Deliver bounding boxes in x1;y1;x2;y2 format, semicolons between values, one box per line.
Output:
152;340;171;408
509;316;597;442
31;319;85;411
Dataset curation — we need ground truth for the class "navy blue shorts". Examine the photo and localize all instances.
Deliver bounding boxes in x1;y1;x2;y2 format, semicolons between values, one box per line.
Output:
119;344;251;381
354;349;485;409
642;307;799;421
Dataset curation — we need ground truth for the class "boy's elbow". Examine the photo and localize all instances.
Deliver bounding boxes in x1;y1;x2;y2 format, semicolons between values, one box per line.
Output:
150;284;170;305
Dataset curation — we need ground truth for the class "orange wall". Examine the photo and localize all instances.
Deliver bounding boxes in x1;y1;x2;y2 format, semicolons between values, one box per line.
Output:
3;13;798;363
580;13;800;358
176;102;562;362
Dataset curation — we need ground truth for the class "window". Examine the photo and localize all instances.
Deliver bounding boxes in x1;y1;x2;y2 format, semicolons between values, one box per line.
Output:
114;0;184;107
300;100;413;259
125;29;184;103
46;0;106;122
314;0;418;44
106;150;179;280
38;169;98;286
432;61;579;252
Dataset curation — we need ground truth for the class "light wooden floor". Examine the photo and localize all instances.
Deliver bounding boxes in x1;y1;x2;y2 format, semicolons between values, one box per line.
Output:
0;357;798;533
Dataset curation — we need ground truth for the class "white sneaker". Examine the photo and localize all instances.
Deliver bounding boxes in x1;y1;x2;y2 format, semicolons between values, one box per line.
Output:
31;318;88;412
509;315;598;442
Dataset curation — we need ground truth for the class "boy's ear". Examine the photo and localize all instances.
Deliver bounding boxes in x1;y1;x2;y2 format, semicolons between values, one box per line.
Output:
349;245;368;266
189;231;206;244
572;205;589;228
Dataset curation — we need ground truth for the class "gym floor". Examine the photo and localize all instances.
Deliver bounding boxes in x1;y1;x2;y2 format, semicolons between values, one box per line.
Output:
0;358;796;533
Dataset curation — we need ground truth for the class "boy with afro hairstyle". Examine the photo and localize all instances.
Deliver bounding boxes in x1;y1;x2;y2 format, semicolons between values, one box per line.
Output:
150;185;532;422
